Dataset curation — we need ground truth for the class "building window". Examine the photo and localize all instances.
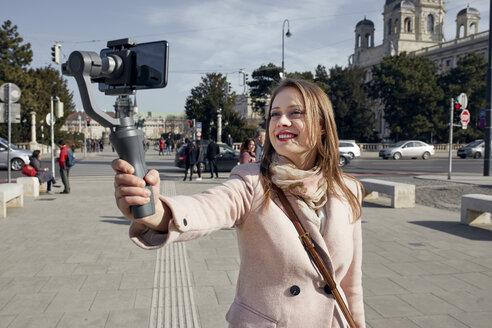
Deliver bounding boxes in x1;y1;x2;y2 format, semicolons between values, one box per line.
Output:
427;14;434;33
459;25;465;38
470;23;477;34
388;19;392;35
394;19;399;34
357;35;361;48
404;18;411;32
365;33;371;47
446;59;451;67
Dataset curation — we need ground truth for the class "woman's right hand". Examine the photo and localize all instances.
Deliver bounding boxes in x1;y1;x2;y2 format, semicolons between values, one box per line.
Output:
112;159;169;232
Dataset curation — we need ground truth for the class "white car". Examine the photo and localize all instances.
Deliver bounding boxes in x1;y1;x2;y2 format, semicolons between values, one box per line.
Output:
379;140;435;160
339;141;360;159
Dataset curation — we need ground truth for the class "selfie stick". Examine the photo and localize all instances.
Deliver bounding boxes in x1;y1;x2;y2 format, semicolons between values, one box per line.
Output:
62;49;155;219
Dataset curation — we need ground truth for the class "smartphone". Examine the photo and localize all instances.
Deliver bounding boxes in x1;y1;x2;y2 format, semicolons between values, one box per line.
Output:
98;40;169;94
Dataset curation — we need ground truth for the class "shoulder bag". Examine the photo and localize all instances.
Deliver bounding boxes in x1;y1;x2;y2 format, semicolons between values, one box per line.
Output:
272;184;358;328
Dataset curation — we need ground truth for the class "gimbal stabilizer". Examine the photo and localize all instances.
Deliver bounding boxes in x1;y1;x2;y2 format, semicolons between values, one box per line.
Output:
63;38;169;219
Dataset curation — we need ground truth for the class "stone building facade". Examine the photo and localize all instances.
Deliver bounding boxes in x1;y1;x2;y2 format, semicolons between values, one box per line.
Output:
349;1;487;139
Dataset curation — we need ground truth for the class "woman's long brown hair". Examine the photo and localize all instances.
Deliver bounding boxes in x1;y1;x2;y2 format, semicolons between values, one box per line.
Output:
260;78;362;221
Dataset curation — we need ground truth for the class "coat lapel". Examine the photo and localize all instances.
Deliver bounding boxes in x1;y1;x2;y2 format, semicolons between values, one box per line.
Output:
272;193;336;279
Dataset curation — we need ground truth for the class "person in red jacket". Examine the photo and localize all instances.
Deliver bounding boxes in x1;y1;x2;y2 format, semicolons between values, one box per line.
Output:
57;140;71;194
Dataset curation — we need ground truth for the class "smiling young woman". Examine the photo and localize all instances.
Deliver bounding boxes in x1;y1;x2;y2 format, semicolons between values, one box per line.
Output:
112;78;365;328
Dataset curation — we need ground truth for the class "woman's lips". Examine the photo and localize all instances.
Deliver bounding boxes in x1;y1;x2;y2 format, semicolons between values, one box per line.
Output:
276;132;297;141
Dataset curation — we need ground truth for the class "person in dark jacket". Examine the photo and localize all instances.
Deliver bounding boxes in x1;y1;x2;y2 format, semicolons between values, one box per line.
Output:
206;137;219;179
183;139;197;181
30;150;58;194
195;140;204;181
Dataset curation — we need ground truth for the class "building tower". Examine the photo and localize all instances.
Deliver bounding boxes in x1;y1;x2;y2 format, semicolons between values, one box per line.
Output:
355;17;375;51
383;0;445;55
456;6;480;39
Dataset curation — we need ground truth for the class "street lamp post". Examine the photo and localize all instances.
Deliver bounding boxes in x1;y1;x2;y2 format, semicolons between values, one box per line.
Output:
282;19;292;77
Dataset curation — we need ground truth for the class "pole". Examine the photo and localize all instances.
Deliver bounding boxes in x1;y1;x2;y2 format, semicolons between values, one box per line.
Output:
84;119;87;158
484;0;492;176
50;97;56;179
6;84;11;184
217;108;222;143
448;98;454;180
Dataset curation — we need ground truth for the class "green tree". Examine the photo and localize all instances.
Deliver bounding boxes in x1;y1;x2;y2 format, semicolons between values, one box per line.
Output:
327;65;377;142
369;53;445;142
0;20;74;143
439;52;487;142
185;73;249;141
248;63;282;118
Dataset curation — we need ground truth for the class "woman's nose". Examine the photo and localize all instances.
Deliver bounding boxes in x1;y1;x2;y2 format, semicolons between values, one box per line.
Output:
277;114;291;126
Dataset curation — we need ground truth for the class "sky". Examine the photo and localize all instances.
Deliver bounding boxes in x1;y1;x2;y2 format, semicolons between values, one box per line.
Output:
2;0;490;117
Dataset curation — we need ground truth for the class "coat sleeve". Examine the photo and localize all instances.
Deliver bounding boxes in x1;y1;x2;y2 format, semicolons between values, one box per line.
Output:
339;182;366;328
129;165;258;249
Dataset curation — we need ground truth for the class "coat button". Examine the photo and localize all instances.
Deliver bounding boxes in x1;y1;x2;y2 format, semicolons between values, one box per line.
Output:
324;284;332;295
290;285;300;296
183;218;188;226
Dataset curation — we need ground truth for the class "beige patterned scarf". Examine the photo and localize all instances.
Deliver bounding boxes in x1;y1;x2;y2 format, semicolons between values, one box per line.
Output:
271;154;328;228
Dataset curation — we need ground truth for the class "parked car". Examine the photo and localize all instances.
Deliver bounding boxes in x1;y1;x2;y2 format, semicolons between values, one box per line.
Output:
175;141;240;172
339;141;360;159
457;139;487;159
379;140;435;160
0;137;32;171
339;152;351;167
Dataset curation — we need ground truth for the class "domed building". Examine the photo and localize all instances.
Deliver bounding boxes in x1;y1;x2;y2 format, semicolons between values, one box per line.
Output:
349;1;488;139
349;1;486;71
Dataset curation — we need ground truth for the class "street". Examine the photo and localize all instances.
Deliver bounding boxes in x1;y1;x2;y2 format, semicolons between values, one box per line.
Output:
2;150;492;182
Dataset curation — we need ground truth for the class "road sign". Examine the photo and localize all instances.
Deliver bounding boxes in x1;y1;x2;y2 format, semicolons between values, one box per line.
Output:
461;109;470;129
479;118;486;129
196;131;202;137
46;113;56;126
457;93;468;108
0;83;21;103
479;108;486;119
0;103;21;123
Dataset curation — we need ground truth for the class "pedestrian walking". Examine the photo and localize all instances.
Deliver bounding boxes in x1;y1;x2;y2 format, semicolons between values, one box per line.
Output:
159;137;165;156
195;139;204;181
165;136;173;155
206;137;219;179
112;78;365;328
183;139;197;181
255;130;266;160
226;134;234;147
57;140;72;194
239;138;257;164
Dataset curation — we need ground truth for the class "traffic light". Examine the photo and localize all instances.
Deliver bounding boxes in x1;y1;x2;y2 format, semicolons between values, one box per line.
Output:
228;82;232;93
51;42;61;65
87;119;91;126
453;102;462;124
189;120;194;128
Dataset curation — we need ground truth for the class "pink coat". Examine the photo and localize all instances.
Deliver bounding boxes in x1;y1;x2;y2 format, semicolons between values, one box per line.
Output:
130;163;365;328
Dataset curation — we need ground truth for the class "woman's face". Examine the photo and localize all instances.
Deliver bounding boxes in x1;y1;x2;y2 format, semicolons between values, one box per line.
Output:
269;86;318;169
248;140;255;152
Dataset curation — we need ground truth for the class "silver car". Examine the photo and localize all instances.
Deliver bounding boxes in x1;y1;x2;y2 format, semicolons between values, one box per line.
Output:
0;137;32;170
457;139;487;159
379;140;435;160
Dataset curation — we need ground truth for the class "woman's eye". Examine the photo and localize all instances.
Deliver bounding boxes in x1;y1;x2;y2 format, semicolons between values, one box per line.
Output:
270;112;280;117
290;110;303;117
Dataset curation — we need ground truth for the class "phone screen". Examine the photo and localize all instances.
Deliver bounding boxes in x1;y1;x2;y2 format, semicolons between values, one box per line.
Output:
98;40;168;92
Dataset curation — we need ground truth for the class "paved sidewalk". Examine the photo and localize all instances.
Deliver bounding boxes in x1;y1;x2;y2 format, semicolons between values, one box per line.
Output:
0;152;491;327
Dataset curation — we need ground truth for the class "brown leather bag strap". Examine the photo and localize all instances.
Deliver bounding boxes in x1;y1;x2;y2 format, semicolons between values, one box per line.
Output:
272;184;357;328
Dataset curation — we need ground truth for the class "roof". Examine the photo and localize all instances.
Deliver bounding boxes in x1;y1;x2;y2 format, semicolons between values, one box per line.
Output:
394;0;415;10
458;7;480;16
356;18;374;28
385;0;399;6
